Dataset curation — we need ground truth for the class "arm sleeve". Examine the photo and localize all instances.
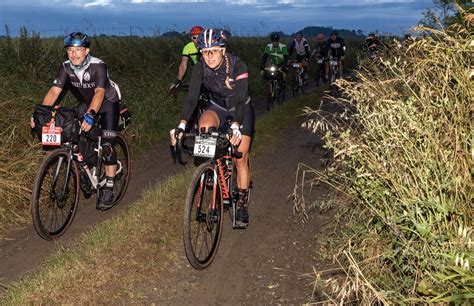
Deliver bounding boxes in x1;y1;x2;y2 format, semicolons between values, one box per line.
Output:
95;63;107;89
288;40;295;57
304;41;310;59
181;63;203;121
52;63;68;89
231;61;249;125
260;53;269;70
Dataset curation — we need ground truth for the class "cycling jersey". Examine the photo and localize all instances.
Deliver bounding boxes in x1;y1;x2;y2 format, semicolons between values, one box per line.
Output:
314;43;328;60
327;37;345;58
289;38;310;60
262;42;289;66
182;41;200;65
52;55;120;107
181;54;254;135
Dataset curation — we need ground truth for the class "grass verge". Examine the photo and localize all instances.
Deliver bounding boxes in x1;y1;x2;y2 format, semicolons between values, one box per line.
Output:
0;90;323;303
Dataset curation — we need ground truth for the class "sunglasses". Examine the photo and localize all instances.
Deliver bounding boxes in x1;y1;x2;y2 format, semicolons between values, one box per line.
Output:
200;48;224;56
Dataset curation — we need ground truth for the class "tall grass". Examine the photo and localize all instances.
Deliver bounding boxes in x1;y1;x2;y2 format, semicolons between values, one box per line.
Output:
295;11;473;303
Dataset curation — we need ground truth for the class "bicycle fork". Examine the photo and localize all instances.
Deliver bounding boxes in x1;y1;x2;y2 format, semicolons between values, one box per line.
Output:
51;149;74;205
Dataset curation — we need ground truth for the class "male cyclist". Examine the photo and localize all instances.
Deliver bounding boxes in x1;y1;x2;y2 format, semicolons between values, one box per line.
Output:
31;32;121;209
326;30;345;80
260;33;289;98
314;33;328;83
169;25;204;93
364;32;381;58
171;28;255;228
289;32;310;80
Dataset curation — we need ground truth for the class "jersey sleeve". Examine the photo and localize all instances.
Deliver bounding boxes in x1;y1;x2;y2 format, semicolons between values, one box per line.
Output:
95;62;107;89
181;63;203;121
52;63;68;89
231;61;249;125
263;45;271;55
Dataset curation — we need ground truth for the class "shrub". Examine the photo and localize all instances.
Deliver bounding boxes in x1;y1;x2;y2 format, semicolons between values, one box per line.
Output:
296;10;473;303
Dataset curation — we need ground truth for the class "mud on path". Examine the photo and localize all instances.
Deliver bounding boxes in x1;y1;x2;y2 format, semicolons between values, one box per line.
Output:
142;111;337;304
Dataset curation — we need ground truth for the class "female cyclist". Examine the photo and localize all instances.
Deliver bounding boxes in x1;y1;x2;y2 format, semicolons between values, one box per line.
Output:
171;28;255;227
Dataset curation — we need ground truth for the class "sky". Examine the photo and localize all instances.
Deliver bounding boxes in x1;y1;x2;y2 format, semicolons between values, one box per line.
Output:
0;0;435;37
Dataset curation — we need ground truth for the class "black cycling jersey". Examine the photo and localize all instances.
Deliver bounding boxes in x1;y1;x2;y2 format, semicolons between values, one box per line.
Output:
327;37;345;58
315;43;328;59
182;54;250;125
52;55;120;107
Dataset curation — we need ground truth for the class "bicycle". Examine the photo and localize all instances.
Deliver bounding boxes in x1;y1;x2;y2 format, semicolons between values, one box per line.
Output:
290;60;307;97
314;55;326;86
263;65;286;111
175;127;251;269
328;56;341;96
31;111;131;241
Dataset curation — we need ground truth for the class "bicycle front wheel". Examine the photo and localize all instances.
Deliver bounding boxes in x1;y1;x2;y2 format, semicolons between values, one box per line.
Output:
111;134;131;205
31;148;80;240
183;162;224;270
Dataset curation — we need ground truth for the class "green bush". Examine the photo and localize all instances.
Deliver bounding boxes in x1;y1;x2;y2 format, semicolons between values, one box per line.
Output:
297;12;473;303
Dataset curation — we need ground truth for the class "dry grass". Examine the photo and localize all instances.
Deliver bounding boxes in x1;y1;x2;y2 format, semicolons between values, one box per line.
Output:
294;10;473;304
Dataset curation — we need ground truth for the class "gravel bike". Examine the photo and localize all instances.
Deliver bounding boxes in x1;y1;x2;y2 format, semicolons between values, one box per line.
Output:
31;113;131;240
263;65;286;111
291;61;307;97
175;127;251;269
329;56;341;96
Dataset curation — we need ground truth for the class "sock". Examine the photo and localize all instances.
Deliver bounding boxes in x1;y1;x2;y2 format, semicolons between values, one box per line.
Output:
105;176;114;190
237;188;249;207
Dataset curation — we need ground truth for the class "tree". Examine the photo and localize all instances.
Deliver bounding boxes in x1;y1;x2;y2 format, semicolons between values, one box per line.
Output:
421;0;473;29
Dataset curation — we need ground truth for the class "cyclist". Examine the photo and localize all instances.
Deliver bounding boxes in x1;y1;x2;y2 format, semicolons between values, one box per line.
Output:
326;30;345;80
314;32;328;83
289;32;310;78
169;25;204;93
31;32;121;209
289;32;310;63
364;32;381;58
260;33;289;96
171;28;255;228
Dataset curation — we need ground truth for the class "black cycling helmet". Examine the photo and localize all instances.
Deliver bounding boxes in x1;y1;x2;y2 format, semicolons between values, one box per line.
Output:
368;32;376;38
296;32;303;37
196;28;226;49
64;32;90;48
330;30;338;36
270;33;280;41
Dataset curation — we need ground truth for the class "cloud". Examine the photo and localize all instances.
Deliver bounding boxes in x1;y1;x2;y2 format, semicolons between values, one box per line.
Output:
0;0;434;36
83;0;112;7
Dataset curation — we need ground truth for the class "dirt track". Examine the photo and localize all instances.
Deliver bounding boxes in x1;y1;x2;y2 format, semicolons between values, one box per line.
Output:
147;119;336;304
0;87;337;302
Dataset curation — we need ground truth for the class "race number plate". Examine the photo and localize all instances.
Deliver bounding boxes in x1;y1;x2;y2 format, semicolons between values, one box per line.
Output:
42;126;61;146
317;59;323;64
292;63;301;68
330;60;338;66
193;136;217;158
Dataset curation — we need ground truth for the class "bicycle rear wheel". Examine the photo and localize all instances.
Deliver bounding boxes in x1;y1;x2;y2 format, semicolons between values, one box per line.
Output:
31;148;80;240
183;162;224;269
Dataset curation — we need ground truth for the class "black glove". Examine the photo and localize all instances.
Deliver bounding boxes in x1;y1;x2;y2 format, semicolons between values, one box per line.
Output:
169;79;182;91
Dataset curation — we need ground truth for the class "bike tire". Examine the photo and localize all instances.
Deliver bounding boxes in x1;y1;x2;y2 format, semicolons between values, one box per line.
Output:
110;134;131;205
31;148;80;240
183;161;224;269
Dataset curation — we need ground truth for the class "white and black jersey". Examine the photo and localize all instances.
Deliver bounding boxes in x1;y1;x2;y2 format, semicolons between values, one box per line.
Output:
52;55;120;107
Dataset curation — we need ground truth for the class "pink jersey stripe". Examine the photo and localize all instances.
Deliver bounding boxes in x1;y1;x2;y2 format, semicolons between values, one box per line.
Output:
235;72;249;81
